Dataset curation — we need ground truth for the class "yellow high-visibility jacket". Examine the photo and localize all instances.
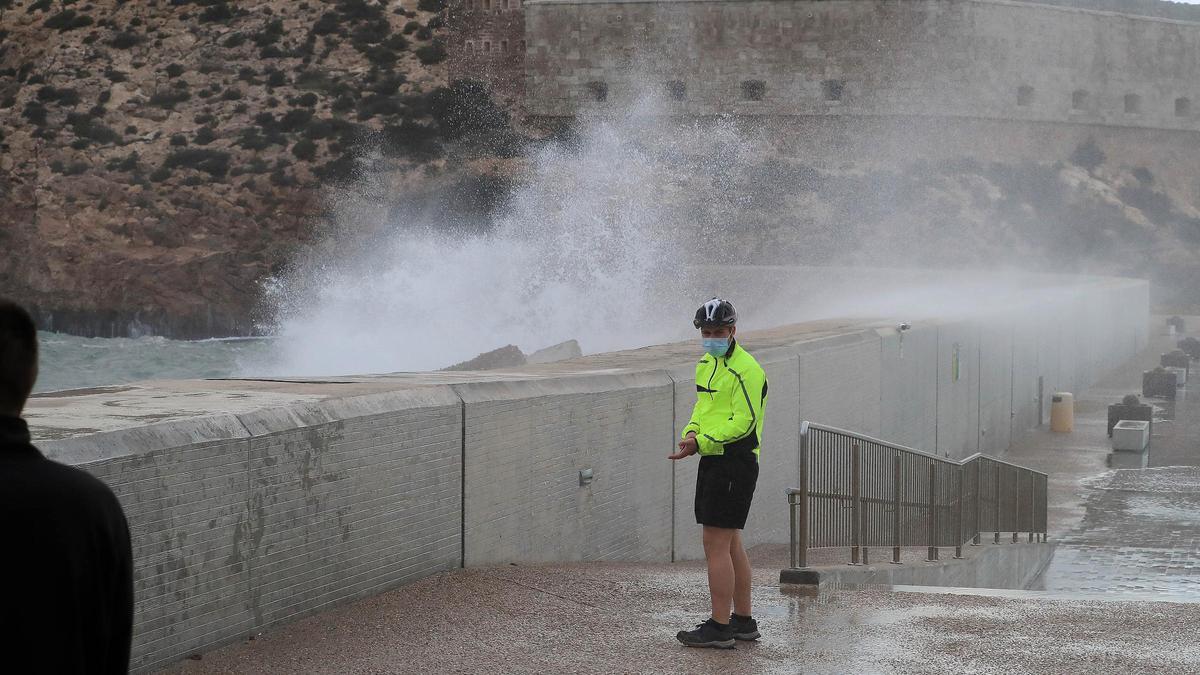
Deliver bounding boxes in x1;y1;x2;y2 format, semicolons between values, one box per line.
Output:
681;341;768;457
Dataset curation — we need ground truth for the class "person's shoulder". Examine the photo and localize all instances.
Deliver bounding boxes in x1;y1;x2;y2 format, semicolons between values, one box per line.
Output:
731;344;765;375
22;454;123;510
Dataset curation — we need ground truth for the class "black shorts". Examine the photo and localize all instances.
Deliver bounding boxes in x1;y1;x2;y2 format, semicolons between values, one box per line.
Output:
694;451;759;530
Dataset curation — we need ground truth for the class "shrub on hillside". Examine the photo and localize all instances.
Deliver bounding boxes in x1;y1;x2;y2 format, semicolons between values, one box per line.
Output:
194;126;216;145
356;94;403;119
44;9;94;32
429;79;508;139
254;18;284;47
170;134;188;147
415;39;446;65
165;63;185;78
383;34;409;51
265;69;287;87
104;67;127;83
291;138;318;160
304;117;336;139
417;0;446;12
22;101;47;126
163;148;231;178
269;167;296;186
67;112;121;145
106;31;143;49
223;32;246;48
311;12;340;36
313;152;357;184
1070;138;1105;172
109;151;140;173
336;0;383;21
199;2;233;23
362;45;398;66
351;21;389;46
368;73;405;96
149;89;191;110
37;86;81;106
237;128;269;151
381;120;440;159
1119;184;1174;224
402;20;419;35
280;107;314;131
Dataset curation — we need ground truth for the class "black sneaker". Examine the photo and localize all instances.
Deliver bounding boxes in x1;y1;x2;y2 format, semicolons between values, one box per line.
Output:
730;614;760;641
676;618;736;649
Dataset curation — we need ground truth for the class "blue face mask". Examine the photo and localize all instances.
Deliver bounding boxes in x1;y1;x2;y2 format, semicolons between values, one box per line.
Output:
702;337;730;357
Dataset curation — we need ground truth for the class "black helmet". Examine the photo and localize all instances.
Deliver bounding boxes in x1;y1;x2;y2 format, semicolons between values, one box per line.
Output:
693;297;737;328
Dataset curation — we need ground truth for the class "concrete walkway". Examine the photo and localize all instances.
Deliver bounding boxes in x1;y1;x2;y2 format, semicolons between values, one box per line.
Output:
162;546;1200;675
160;320;1200;674
1004;321;1200;600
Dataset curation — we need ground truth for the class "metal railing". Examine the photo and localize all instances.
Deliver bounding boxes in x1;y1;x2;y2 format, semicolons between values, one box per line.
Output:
787;421;1048;568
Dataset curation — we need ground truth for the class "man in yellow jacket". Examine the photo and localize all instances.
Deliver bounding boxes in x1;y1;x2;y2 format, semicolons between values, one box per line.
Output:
669;297;767;649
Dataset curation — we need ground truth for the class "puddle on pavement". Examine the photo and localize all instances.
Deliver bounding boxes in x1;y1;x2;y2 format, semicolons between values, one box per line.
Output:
892;583;1200;604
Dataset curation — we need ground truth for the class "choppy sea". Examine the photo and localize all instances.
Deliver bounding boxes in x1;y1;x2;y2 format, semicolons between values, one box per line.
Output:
34;332;274;394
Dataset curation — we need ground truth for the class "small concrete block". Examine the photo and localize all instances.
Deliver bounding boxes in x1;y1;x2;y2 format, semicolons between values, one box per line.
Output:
1112;420;1150;452
779;568;821;585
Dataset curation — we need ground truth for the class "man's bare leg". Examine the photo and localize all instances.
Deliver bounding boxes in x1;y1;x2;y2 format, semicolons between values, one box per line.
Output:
730;529;752;617
702;526;735;622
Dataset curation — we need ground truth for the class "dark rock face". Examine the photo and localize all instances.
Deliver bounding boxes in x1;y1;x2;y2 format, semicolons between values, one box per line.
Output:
443;344;526;371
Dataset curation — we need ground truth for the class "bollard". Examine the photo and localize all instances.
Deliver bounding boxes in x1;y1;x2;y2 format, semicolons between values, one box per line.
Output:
926;463;939;562
850;443;862;566
892;452;902;565
954;465;964;559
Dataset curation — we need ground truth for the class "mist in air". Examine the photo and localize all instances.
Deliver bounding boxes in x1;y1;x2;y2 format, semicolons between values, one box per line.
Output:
248;99;738;376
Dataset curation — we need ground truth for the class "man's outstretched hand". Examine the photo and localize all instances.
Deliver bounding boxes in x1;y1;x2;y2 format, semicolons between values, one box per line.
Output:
669;434;698;460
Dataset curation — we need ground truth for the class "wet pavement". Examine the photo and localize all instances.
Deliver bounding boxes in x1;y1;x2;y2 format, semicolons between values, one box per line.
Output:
162;546;1200;675
160;318;1200;674
1005;320;1200;601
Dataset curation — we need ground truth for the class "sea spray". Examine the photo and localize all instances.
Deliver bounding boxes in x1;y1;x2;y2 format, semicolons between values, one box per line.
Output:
248;107;740;376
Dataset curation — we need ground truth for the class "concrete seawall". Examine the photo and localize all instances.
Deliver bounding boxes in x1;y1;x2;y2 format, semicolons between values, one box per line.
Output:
25;270;1147;672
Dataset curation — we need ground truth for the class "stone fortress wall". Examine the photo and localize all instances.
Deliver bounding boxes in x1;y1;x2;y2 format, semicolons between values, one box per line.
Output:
520;0;1200;131
449;0;1200;199
447;0;528;107
26;267;1148;672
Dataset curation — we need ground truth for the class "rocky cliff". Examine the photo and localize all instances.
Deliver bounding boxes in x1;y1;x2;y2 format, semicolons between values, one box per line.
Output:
0;0;511;337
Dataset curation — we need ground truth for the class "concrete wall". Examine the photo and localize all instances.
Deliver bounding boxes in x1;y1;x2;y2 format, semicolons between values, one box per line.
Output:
35;272;1148;672
45;389;464;673
781;541;1056;591
456;373;675;566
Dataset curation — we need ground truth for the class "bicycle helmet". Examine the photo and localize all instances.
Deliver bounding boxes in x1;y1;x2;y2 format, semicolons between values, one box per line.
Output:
693;297;737;329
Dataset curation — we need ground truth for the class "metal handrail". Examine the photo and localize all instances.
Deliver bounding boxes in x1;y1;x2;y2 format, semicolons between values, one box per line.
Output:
787;422;1049;569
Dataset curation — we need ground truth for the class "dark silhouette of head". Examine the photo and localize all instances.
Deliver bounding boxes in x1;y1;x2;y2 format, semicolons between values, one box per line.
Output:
0;299;38;417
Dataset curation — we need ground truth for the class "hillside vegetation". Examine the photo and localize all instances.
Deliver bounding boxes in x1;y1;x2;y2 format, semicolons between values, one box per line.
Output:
0;0;516;336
